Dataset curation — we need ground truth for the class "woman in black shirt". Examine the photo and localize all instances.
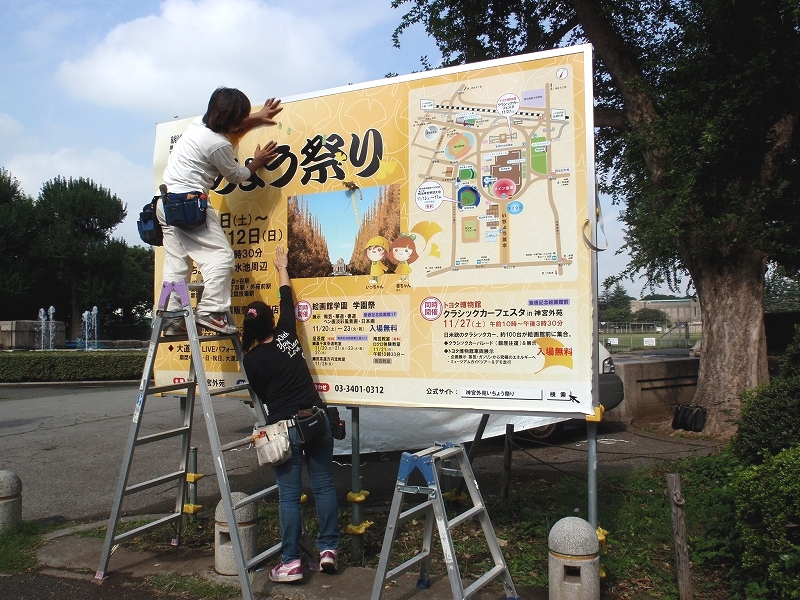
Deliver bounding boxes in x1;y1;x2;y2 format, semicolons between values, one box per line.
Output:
242;246;339;582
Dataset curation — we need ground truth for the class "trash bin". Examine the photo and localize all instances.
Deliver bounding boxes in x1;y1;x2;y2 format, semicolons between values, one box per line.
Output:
548;516;600;600
214;493;258;575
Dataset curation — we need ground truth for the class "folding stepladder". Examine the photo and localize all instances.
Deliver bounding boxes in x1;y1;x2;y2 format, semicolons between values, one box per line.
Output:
371;443;520;600
95;280;291;600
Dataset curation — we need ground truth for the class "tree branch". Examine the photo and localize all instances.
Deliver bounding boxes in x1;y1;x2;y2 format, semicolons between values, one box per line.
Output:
594;107;627;129
761;111;799;187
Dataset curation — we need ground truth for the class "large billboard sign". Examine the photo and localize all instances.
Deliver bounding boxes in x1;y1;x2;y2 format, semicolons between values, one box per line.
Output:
152;44;597;415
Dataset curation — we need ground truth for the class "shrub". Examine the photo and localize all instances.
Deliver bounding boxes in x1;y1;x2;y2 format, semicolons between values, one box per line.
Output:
732;376;800;465
0;351;146;382
734;446;800;599
779;323;800;378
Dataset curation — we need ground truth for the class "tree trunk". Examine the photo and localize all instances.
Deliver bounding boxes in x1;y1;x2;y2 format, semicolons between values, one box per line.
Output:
688;249;769;438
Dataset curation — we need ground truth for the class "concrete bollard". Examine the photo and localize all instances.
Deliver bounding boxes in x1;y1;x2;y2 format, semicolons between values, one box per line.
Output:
214;492;258;575
0;470;22;531
548;516;600;600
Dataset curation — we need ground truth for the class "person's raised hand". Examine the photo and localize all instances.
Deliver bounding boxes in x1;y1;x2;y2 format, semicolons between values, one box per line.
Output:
274;245;289;270
254;140;279;166
256;98;282;126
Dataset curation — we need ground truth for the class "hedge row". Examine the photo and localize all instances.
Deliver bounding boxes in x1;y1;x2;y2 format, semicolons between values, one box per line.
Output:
0;351;146;382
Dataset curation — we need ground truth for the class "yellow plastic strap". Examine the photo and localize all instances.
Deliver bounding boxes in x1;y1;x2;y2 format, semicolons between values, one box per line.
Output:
347;490;370;503
596;526;609;554
586;406;604;422
346;520;374;535
186;473;205;483
183;503;203;514
442;490;468;502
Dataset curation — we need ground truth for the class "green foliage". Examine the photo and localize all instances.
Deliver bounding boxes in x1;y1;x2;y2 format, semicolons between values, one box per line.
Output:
734;446;800;598
765;265;800;313
632;307;671;325
0;521;49;572
0;170;154;342
733;376;800;465
599;282;633;322
779;324;800;378
0;351;146;382
0;170;38;315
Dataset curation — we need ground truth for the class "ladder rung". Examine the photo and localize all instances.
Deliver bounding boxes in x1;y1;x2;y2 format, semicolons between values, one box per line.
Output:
462;564;506;599
245;541;281;570
433;446;463;461
135;426;191;446
397;500;434;527
209;383;251;396
220;436;256;452
148;381;197;395
447;505;484;530
385;550;431;581
124;471;185;496
111;513;182;544
233;485;278;510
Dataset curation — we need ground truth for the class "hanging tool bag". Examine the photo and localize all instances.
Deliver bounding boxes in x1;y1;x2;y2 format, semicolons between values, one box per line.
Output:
326;406;346;440
253;421;292;466
137;196;163;246
294;406;329;446
163;192;208;228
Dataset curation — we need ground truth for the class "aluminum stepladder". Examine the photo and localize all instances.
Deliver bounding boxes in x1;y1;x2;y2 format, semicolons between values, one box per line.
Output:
371;443;520;600
95;280;295;600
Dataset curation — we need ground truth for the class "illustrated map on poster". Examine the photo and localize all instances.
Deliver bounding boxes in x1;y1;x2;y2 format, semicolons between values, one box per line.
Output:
152;45;597;415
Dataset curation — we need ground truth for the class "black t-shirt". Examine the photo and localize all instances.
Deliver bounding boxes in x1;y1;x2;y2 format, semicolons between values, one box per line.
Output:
243;285;321;424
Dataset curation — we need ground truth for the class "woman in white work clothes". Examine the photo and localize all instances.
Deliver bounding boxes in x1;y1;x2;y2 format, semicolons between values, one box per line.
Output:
159;87;282;334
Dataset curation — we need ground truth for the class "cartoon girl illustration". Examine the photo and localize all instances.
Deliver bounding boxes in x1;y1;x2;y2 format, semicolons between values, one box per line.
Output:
364;236;389;285
388;233;419;281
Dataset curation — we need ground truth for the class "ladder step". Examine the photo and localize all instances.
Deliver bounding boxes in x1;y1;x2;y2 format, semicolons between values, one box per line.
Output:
463;564;507;599
124;471;185;496
385;550;431;581
111;513;183;544
136;426;191;446
209;383;251;396
220;436;256;452
245;541;281;571
233;485;278;510
148;381;197;395
447;505;484;530
397;500;434;527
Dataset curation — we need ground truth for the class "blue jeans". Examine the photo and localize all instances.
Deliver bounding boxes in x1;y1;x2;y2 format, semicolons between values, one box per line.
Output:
273;417;339;562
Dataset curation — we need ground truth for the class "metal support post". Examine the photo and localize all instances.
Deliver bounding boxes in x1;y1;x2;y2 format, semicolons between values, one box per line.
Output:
501;423;514;498
349;406;365;562
587;420;598;528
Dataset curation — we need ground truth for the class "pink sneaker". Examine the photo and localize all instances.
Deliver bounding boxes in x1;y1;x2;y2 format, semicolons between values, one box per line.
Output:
269;558;303;582
319;549;338;574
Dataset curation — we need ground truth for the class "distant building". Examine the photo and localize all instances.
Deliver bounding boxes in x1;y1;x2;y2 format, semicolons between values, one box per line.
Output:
630;298;701;324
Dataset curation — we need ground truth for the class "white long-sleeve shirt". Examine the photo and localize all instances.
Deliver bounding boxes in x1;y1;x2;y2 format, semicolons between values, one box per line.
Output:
162;117;251;194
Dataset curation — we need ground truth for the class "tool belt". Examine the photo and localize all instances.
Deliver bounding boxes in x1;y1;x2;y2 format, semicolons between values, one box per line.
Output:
163;191;208;228
294;406;328;446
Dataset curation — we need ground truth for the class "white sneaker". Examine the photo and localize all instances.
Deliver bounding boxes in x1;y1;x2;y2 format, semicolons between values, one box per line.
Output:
195;312;237;335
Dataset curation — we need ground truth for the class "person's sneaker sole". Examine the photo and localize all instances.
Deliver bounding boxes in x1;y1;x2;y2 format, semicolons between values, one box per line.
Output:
195;316;237;335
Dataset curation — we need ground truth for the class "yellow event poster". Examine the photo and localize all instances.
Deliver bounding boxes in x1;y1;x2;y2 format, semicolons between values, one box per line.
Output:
152;45;597;415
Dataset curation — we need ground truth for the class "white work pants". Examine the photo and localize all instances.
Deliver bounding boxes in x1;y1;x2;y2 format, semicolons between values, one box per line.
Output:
156;202;234;314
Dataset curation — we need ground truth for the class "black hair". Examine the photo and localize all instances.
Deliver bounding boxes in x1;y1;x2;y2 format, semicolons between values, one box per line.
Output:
203;87;251;134
242;301;275;352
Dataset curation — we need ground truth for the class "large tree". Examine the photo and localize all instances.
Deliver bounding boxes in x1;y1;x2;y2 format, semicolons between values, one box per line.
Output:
34;176;128;338
0;170;38;317
393;0;800;437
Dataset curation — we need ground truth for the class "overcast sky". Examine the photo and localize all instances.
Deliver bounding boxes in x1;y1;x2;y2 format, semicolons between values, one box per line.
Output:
0;0;646;296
